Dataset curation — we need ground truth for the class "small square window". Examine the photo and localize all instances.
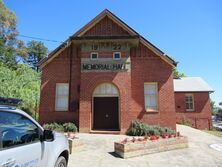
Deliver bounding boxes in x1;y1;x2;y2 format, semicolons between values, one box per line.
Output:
113;52;121;60
91;52;98;60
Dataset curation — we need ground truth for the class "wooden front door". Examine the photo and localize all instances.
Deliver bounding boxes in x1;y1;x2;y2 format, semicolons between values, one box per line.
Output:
93;97;119;131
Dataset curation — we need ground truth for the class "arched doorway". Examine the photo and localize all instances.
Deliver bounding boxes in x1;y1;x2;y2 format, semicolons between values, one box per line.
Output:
92;83;120;131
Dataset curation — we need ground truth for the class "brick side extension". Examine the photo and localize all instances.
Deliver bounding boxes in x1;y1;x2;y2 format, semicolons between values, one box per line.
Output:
175;92;212;129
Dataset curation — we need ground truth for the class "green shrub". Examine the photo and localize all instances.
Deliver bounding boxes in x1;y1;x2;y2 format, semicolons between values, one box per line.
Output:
126;120;149;136
43;122;64;132
43;122;78;132
153;125;165;135
126;120;175;136
43;123;53;130
163;127;175;135
0;64;40;117
63;122;77;132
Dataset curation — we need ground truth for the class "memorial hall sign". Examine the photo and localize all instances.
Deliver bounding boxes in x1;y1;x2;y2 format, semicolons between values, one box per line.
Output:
81;58;131;72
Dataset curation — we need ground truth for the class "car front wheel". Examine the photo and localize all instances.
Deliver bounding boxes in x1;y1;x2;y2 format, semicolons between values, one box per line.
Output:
55;156;67;167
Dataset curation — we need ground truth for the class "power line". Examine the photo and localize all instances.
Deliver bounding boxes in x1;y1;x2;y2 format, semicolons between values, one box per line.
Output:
19;34;64;43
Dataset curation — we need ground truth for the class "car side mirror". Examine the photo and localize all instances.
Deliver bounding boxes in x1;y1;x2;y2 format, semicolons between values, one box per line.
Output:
41;129;54;142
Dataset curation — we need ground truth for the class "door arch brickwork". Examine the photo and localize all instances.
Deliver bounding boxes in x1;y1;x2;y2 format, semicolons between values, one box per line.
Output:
79;73;131;133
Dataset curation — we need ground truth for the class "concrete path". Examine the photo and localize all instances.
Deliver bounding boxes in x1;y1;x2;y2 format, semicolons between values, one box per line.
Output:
68;125;222;167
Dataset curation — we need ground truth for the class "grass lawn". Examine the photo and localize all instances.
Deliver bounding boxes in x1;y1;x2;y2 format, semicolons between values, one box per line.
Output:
203;129;222;138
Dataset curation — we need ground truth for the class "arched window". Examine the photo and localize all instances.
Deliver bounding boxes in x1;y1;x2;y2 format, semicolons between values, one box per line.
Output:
93;83;119;97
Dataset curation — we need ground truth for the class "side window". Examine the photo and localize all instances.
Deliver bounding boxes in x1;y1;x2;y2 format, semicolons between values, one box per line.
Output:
185;94;194;111
55;83;69;111
0;111;40;150
144;83;158;111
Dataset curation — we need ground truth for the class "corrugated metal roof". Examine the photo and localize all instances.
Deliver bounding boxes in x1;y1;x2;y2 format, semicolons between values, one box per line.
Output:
174;77;214;92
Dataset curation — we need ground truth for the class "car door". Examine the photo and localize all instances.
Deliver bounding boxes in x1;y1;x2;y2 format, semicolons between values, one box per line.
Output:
0;111;44;167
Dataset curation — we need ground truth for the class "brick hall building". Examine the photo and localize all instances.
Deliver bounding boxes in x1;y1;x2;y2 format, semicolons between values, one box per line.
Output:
38;9;213;133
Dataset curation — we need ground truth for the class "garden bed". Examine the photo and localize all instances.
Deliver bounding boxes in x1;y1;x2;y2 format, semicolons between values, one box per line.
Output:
68;138;84;154
64;133;84;154
114;136;188;158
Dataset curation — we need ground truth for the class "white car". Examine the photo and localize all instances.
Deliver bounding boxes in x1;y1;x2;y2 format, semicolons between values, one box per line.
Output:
0;105;70;167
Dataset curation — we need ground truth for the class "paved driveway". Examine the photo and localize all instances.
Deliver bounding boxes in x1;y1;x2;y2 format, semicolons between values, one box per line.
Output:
68;125;222;167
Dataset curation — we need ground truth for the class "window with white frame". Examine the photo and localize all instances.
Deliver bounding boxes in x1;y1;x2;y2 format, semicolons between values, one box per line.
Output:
91;52;98;60
144;83;158;111
55;83;69;111
113;52;121;60
185;94;194;111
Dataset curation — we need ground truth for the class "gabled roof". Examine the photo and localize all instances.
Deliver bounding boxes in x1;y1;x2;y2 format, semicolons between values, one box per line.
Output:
38;9;177;68
74;9;138;37
174;77;214;92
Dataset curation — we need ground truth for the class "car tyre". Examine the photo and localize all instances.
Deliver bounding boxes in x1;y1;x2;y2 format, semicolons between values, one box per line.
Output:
55;156;67;167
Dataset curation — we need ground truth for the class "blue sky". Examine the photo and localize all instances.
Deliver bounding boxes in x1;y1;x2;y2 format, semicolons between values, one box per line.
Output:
5;0;222;106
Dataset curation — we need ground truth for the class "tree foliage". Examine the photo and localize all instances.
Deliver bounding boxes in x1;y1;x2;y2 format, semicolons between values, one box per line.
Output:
25;40;48;71
0;63;40;117
0;1;49;120
0;0;27;67
211;100;222;116
173;68;186;78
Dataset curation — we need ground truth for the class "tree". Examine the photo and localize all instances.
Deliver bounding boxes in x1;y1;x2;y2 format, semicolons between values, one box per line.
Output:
211;100;216;109
0;1;44;120
0;0;27;67
173;68;186;78
0;63;40;119
25;40;48;71
211;100;217;115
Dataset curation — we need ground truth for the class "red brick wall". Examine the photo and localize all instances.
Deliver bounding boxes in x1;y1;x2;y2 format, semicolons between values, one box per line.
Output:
78;42;176;133
130;43;176;130
39;45;80;125
175;92;212;129
39;15;176;133
81;51;128;58
79;72;131;133
83;16;130;36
